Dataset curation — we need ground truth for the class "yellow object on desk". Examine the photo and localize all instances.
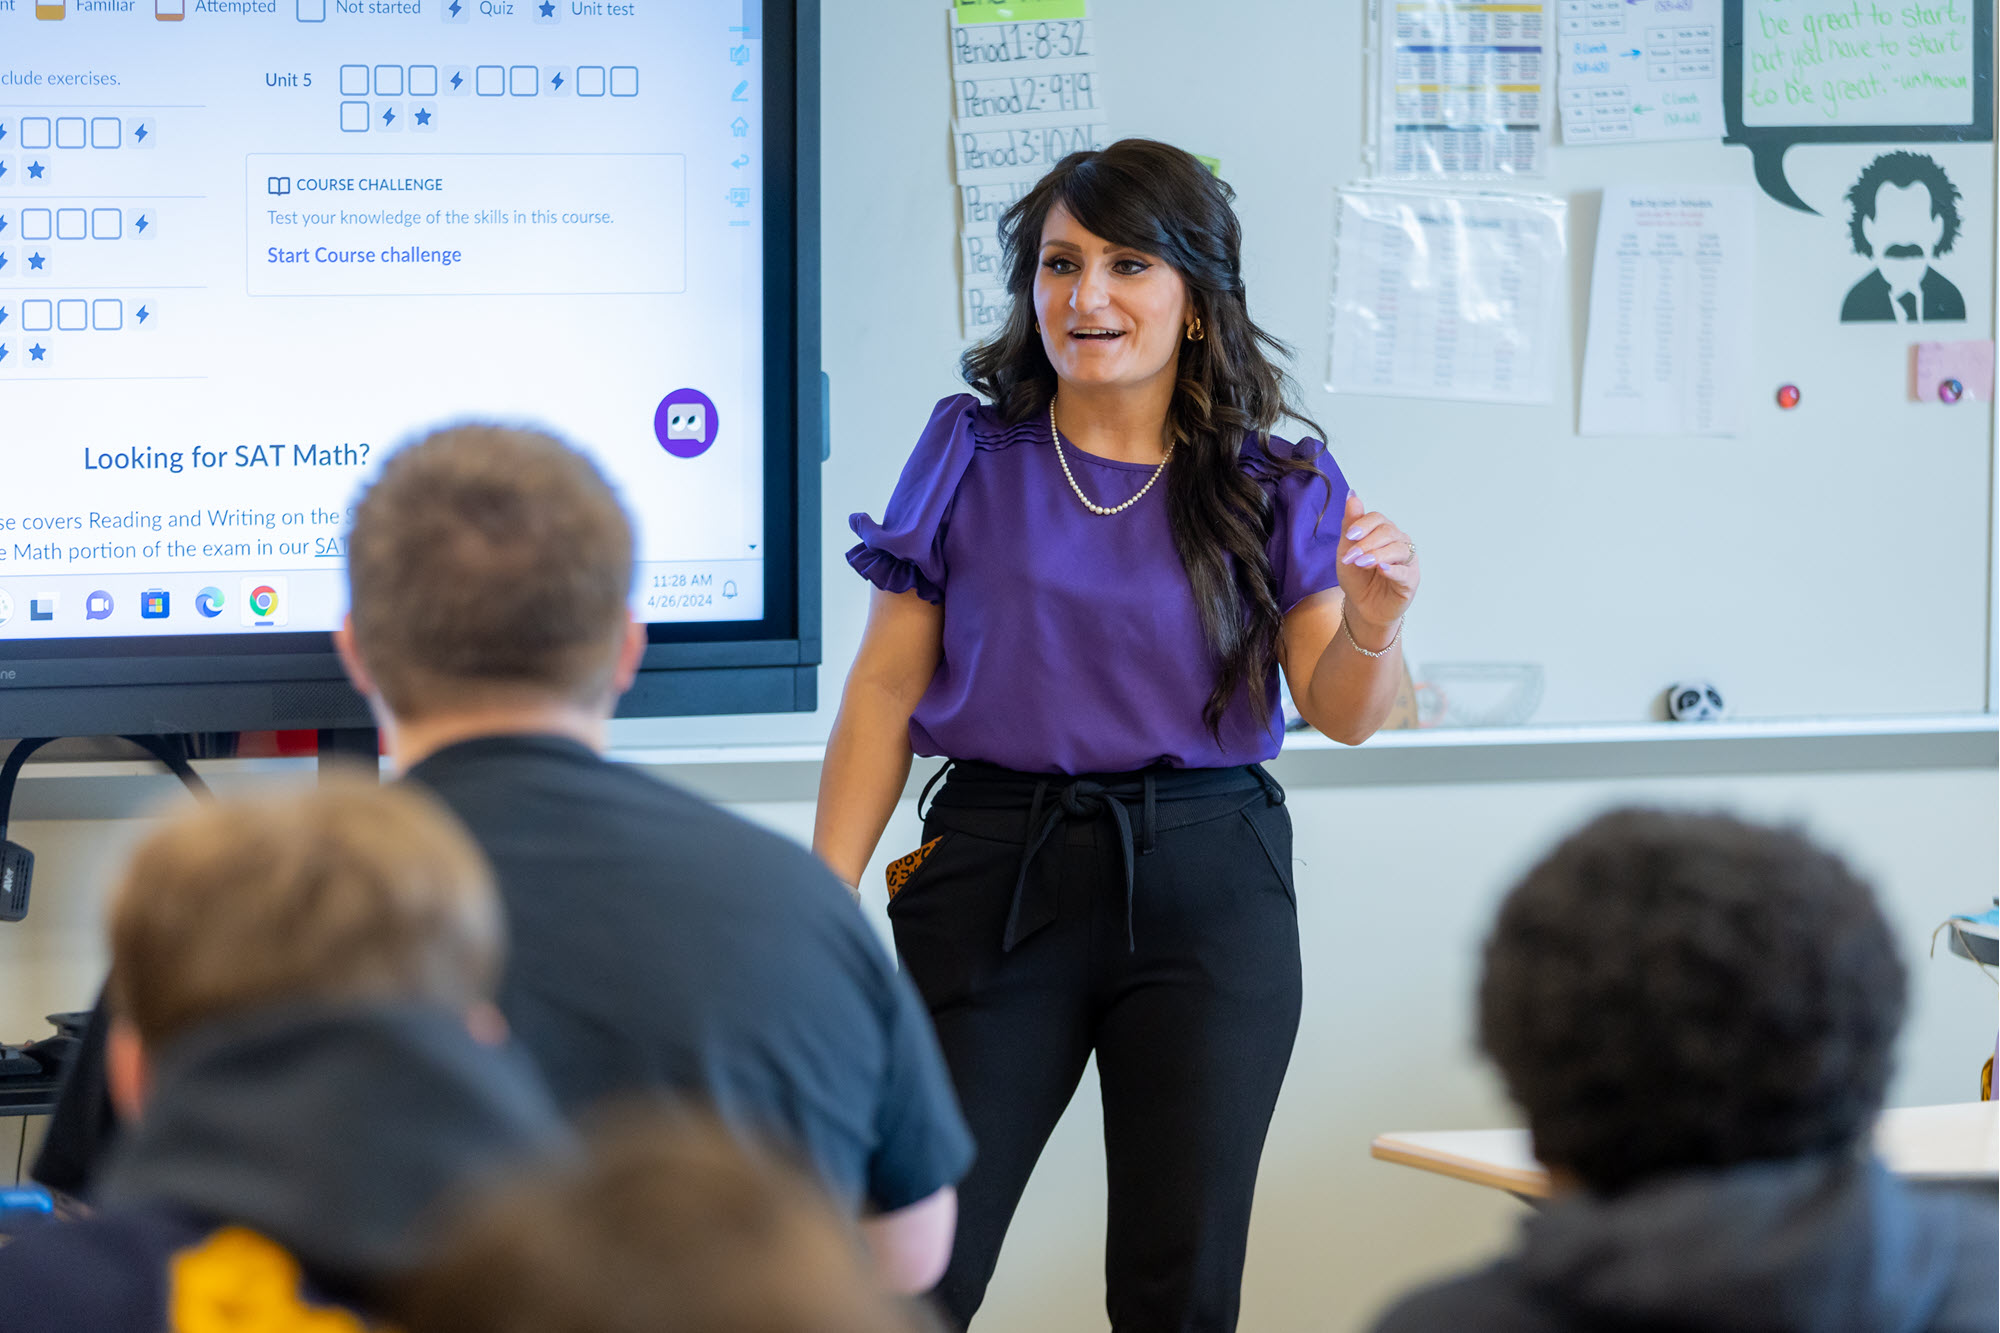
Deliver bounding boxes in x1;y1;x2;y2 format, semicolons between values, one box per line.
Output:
1371;1102;2000;1199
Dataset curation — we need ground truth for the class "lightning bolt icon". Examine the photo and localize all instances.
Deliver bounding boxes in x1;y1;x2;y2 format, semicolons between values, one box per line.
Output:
382;107;396;126
135;123;149;142
448;0;460;13
450;70;463;88
136;215;149;232
551;72;564;90
137;306;150;323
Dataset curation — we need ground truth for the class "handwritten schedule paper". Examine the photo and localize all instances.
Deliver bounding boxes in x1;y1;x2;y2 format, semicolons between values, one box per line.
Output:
1579;188;1754;437
1327;188;1567;404
1557;0;1724;143
1376;0;1550;178
948;6;1105;334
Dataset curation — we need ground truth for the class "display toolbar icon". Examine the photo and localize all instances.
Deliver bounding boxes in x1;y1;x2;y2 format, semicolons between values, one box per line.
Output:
85;591;113;620
195;586;225;618
140;588;171;619
241;577;288;627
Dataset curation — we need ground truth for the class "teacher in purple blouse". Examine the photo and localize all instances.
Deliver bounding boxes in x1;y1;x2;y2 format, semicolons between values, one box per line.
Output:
815;140;1419;1331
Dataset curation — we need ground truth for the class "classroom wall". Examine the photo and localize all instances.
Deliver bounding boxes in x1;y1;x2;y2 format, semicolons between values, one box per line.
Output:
3;758;1992;1332
613;0;1997;752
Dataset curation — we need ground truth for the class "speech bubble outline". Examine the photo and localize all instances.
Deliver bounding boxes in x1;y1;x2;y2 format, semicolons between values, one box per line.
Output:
1724;0;1993;212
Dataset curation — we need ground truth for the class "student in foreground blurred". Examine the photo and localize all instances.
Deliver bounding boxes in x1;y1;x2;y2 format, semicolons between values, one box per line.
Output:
1369;808;1996;1333
398;1108;940;1333
0;781;567;1332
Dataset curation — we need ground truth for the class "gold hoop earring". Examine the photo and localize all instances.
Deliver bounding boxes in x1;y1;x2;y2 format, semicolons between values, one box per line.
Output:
1185;316;1204;342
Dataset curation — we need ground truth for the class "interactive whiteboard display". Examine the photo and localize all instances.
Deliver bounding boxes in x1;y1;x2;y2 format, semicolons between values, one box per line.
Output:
1;0;766;641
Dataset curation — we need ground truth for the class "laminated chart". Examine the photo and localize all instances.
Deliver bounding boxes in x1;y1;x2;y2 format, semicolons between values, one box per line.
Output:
1327;186;1567;404
947;3;1106;335
1373;0;1549;178
1;1;769;638
1555;0;1723;144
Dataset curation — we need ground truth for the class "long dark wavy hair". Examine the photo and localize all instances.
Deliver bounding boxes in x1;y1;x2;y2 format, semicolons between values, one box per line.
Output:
961;139;1330;736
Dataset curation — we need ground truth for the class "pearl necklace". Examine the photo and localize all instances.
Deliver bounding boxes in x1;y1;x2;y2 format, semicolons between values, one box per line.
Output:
1049;396;1173;517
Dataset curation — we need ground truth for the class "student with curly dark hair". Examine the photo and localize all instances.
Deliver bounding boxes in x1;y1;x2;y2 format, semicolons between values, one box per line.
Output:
1839;150;1966;324
1369;808;1997;1333
816;139;1422;1329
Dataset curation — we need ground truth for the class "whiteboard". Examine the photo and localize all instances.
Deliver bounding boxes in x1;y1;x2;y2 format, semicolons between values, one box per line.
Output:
609;0;1997;751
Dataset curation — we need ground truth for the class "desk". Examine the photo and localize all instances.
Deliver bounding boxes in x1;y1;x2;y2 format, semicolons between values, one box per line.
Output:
1371;1102;1999;1199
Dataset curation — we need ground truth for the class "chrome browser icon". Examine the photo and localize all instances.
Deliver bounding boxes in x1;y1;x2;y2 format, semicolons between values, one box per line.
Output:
195;586;225;618
239;576;288;627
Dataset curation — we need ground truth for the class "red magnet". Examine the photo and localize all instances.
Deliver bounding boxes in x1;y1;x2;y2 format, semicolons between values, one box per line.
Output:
1775;384;1801;409
1939;378;1964;404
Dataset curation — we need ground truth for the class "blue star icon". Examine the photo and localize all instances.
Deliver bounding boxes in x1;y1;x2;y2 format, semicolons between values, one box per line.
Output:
415;107;431;125
539;1;553;14
27;160;44;179
28;252;45;270
29;344;45;361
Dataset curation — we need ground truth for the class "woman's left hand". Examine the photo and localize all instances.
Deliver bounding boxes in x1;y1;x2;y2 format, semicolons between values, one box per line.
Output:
1335;490;1420;636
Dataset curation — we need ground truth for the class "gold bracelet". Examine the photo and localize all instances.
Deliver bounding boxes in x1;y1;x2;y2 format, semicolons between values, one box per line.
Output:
1340;612;1403;659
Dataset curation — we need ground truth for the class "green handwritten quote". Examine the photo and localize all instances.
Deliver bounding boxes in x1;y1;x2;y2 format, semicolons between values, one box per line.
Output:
1744;0;1973;124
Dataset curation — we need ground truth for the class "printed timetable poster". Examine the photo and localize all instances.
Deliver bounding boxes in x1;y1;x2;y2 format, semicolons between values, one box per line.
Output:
1374;0;1550;178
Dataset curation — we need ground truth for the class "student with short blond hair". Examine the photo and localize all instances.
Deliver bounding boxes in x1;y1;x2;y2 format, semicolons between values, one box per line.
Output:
0;782;566;1333
105;776;501;1049
399;1110;939;1333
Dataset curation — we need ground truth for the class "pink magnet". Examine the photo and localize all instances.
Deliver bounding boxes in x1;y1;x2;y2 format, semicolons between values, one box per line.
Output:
1775;384;1801;409
1939;378;1964;404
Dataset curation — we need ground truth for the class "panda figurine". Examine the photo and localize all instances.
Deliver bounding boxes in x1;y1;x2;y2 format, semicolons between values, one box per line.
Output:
1666;681;1726;722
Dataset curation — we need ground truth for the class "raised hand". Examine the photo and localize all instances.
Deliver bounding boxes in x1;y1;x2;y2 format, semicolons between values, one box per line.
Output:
1335;490;1420;639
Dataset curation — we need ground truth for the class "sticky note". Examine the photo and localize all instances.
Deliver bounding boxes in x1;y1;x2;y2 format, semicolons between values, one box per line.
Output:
1912;340;1994;403
954;0;1087;21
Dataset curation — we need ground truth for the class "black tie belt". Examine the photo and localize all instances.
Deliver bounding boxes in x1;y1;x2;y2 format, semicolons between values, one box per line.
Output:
922;760;1283;954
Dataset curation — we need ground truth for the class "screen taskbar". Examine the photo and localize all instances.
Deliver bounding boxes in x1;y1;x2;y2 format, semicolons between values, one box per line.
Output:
0;559;765;640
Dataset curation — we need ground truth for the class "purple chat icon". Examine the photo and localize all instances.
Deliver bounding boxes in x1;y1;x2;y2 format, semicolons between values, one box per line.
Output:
654;388;719;459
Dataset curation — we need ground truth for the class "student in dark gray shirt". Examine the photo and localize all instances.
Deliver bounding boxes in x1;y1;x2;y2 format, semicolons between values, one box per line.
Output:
1368;810;1995;1333
334;423;971;1293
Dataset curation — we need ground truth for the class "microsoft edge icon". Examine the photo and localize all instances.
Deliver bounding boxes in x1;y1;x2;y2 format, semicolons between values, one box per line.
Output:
195;586;225;618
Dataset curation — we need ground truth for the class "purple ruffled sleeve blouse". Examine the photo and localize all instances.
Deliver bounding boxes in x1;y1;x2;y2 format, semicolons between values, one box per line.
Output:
848;394;1350;775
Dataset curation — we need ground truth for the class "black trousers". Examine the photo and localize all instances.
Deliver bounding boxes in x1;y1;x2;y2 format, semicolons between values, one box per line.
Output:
887;761;1303;1332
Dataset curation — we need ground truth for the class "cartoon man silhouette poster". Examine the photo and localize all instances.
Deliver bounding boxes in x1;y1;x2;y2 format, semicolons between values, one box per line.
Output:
1840;151;1965;324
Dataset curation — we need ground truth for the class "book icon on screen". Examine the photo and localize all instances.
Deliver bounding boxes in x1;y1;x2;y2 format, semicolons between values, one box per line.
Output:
240;577;288;627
